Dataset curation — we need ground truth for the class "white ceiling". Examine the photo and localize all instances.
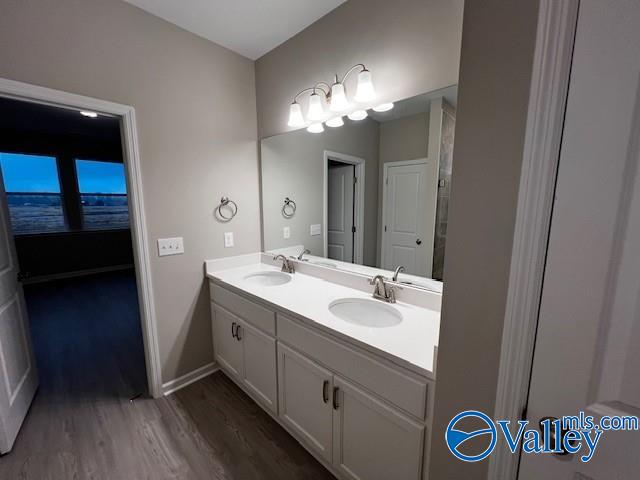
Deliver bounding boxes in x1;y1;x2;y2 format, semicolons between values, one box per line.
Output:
124;0;347;60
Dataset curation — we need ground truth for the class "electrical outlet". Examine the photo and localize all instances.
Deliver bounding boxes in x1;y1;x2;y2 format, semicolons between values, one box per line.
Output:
224;232;234;248
283;226;291;239
157;237;184;256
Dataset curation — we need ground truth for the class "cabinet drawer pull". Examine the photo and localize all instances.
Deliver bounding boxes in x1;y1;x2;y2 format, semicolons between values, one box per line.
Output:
332;386;340;410
322;380;329;404
236;325;242;341
231;322;237;339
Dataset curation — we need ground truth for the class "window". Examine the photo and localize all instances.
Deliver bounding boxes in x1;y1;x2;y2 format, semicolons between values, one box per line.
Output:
0;153;66;234
75;159;129;230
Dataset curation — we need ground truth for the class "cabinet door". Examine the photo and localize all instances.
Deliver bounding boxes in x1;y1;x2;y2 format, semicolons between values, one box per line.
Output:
332;376;424;480
212;306;243;379
277;343;333;463
238;320;277;414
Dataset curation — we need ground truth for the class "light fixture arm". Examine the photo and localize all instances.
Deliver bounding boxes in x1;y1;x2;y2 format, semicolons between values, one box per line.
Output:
293;83;330;103
337;63;367;84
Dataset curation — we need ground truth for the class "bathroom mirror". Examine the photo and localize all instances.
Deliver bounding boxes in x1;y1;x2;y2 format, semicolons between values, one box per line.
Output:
260;85;457;289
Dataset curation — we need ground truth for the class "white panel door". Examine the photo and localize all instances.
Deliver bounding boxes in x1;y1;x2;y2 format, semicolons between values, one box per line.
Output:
332;376;424;480
382;160;432;276
277;343;334;463
0;170;38;454
212;306;243;380
519;1;640;478
327;164;355;263
238;320;277;414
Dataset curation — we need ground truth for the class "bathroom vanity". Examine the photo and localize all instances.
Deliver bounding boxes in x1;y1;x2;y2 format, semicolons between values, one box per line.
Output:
205;253;440;480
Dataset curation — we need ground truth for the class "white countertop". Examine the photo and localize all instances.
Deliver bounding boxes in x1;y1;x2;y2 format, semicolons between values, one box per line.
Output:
206;259;440;378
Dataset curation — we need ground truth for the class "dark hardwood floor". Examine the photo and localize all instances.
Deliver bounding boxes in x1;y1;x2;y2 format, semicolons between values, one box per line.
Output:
0;271;333;479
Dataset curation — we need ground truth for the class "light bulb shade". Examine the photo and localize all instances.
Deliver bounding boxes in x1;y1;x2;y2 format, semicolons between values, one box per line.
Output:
287;102;305;127
329;83;350;112
307;92;325;121
347;110;368;121
325;116;344;128
306;122;324;133
372;102;394;112
354;69;376;103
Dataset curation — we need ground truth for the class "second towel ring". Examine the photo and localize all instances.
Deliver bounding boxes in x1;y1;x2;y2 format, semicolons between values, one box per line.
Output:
217;196;238;221
282;197;296;218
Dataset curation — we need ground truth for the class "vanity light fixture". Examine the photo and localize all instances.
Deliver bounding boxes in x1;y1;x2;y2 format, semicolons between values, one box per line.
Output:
372;102;394;112
307;90;326;121
287;102;305;127
353;69;376;103
307;122;324;134
80;110;98;118
348;110;368;121
326;116;344;128
287;63;380;132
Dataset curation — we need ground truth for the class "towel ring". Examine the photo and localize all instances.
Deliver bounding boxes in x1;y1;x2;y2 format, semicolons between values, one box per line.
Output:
217;196;238;221
282;197;296;218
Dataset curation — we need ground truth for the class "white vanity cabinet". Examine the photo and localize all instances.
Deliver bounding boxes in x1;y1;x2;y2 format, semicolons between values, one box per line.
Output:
211;303;278;414
209;280;433;480
278;343;334;463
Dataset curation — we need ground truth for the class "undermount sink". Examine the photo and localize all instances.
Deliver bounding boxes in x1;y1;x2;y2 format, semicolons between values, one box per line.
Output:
243;271;292;286
328;298;403;328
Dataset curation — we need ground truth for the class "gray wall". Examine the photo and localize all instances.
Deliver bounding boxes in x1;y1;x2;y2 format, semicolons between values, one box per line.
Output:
0;0;260;383
377;113;430;265
255;0;464;138
429;0;540;478
261;119;379;265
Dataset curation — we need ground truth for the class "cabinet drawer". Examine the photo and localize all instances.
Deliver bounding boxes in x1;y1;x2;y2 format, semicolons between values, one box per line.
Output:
278;314;429;420
210;282;275;335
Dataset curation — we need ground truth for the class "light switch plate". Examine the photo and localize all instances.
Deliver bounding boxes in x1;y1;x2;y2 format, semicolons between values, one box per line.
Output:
283;226;291;239
224;232;234;248
310;224;321;236
158;237;184;256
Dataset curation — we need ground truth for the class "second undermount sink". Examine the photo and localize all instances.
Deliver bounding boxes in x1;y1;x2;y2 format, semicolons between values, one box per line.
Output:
243;271;292;286
328;298;403;328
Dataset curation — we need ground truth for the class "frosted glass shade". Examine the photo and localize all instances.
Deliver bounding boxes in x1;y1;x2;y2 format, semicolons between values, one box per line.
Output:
326;116;344;128
306;122;324;133
287;102;305;127
354;69;376;103
307;92;325;121
347;110;368;121
329;83;350;112
372;102;394;112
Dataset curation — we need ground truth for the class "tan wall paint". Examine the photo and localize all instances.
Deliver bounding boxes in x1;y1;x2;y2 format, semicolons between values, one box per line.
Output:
261;119;379;265
429;1;540;478
255;0;464;139
0;0;260;383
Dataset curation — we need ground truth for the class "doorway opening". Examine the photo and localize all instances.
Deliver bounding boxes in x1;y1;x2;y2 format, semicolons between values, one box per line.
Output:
0;79;161;454
323;150;365;264
0;96;147;394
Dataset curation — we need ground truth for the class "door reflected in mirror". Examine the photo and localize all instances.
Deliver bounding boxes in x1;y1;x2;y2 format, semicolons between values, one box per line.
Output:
260;85;457;290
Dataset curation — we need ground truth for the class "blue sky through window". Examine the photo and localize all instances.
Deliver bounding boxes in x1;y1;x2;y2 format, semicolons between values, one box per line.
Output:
76;160;126;194
0;153;61;193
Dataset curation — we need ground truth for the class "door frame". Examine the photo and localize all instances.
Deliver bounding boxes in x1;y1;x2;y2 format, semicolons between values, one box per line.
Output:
0;77;163;398
323;150;365;264
487;0;579;478
380;158;429;271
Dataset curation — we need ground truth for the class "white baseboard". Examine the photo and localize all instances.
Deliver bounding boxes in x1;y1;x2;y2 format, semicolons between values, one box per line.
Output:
162;362;219;396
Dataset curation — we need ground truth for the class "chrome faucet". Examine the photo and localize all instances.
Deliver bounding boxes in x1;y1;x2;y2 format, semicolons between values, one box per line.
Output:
273;254;295;274
297;248;311;261
392;265;405;282
369;275;397;303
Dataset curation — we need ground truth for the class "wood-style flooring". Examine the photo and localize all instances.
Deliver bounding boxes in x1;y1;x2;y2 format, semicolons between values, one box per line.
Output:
0;271;333;479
